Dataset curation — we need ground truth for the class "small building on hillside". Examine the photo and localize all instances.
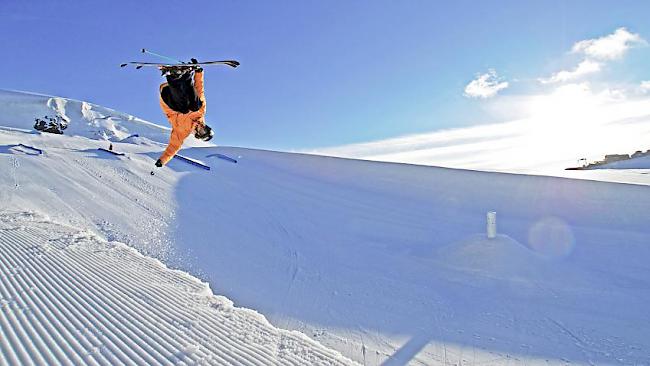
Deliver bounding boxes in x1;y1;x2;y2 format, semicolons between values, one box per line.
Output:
603;154;630;163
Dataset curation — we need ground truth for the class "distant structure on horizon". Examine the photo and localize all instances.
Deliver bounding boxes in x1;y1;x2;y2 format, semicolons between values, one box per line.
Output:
566;149;650;170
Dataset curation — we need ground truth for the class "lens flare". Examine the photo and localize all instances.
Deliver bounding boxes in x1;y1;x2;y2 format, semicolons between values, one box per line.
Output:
528;217;575;258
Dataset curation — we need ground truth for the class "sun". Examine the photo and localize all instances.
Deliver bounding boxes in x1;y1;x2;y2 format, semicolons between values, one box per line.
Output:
518;83;619;165
527;83;596;129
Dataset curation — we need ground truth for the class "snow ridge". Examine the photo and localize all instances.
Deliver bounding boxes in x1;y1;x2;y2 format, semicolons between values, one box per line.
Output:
0;212;357;366
0;89;171;144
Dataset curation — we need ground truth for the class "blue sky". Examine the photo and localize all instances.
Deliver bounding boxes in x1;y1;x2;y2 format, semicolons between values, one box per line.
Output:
2;0;650;151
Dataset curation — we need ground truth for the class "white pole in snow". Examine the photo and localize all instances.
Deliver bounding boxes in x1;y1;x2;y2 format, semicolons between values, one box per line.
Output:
487;211;497;239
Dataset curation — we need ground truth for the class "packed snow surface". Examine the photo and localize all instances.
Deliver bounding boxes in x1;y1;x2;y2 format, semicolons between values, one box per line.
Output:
2;89;650;365
0;212;355;365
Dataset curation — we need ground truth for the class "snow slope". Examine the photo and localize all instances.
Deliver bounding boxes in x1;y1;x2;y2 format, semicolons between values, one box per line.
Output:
166;146;650;366
0;212;355;365
2;90;650;365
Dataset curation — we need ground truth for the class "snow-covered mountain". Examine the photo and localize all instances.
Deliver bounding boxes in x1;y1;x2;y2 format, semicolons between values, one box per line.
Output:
2;89;650;365
591;154;650;169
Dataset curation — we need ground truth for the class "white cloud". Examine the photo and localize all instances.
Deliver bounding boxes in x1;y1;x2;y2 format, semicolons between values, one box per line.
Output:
539;60;601;84
312;28;650;173
641;81;650;93
540;28;646;85
464;70;509;99
598;87;627;101
572;27;646;60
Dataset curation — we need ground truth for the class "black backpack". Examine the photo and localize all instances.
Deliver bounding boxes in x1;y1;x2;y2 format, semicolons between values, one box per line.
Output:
161;71;202;114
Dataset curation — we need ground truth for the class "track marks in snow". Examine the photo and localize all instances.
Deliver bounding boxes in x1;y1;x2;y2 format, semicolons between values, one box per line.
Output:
0;212;358;365
10;157;19;189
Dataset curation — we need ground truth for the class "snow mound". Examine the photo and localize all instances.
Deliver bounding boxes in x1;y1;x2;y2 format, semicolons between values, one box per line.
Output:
436;234;546;279
0;89;170;143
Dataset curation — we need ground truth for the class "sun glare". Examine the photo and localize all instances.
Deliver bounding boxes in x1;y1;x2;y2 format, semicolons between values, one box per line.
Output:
520;83;627;165
526;83;601;136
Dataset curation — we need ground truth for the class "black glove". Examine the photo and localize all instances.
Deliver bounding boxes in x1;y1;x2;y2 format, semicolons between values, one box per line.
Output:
155;159;163;167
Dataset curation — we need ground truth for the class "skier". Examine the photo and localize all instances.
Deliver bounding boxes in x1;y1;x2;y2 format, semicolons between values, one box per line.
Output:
154;58;214;168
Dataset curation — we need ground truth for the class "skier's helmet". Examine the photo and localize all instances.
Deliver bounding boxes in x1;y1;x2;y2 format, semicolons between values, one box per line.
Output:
195;124;214;142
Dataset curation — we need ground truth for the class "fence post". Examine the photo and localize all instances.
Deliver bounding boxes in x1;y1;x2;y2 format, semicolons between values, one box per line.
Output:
487;211;497;239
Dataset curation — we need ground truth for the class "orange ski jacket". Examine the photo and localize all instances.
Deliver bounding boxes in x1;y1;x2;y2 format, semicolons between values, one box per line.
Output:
158;71;206;165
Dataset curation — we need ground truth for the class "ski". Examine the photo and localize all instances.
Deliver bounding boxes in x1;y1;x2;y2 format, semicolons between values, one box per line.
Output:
120;60;240;69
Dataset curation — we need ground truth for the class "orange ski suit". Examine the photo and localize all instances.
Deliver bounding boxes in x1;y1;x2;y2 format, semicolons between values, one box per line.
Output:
158;70;206;165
